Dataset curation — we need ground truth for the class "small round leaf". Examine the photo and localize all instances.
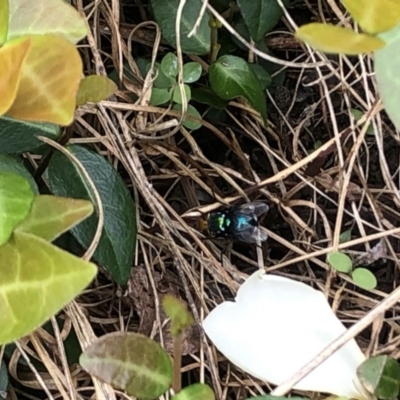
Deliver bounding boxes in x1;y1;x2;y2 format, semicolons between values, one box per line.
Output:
173;104;202;130
327;251;352;273
182;62;202;83
161;53;178;79
150;88;172;106
351;268;377;290
172;84;191;104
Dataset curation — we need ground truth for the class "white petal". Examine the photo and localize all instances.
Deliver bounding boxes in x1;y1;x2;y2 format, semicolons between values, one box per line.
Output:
203;270;366;399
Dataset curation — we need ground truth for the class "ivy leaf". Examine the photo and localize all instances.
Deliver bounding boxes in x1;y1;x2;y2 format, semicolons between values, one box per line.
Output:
295;23;385;54
46;145;137;285
0;171;34;245
0;231;97;345
150;0;210;55
16;195;94;242
76;75;117;106
342;0;400;35
0;116;60;154
357;355;400;399
237;0;290;41
209;55;267;125
80;332;172;398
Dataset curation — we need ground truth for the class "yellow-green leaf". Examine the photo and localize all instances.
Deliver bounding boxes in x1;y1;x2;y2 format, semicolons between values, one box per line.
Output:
0;0;9;45
6;34;83;125
80;332;172;398
8;0;87;44
295;23;385;54
16;195;94;242
0;231;97;345
0;171;34;245
76;75;117;106
162;294;193;337
342;0;400;35
0;37;31;115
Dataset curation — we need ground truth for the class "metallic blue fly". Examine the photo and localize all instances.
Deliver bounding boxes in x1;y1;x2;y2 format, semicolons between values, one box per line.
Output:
200;201;269;243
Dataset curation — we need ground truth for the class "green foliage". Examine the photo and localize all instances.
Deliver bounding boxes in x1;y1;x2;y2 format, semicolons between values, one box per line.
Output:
327;251;377;290
46;145;137;285
173;103;202;130
150;0;211;55
0;171;97;345
146;53;203;130
80;332;173;399
351;268;377;290
0;171;34;245
209;55;268;125
172;383;215;400
327;251;352;273
339;229;352;244
162;294;194;337
236;0;291;41
357;355;400;399
0;116;60;154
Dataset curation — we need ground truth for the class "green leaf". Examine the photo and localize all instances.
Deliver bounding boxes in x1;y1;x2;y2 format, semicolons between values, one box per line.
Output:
161;52;178;79
0;172;34;245
295;23;385;54
8;0;87;44
150;88;172;106
375;25;400;132
150;0;211;55
162;294;193;337
342;0;400;35
16;195;94;242
249;63;272;90
357;355;400;399
80;332;172;398
173;103;202;130
152;62;175;89
0;115;60;154
0;154;38;193
350;109;374;135
192;87;229;109
182;62;202;83
327;251;352;273
76;75;117;106
209;55;267;125
339;229;352;244
237;0;290;41
351;268;377;290
0;231;97;345
172;383;215;400
0;361;7;400
46;145;137;285
172;84;191;104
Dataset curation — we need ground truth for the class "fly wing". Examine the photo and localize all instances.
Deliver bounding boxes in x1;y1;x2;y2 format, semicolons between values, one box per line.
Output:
238;201;269;217
235;227;268;243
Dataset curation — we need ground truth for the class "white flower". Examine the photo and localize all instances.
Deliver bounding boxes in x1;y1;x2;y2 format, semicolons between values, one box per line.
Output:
203;270;366;399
